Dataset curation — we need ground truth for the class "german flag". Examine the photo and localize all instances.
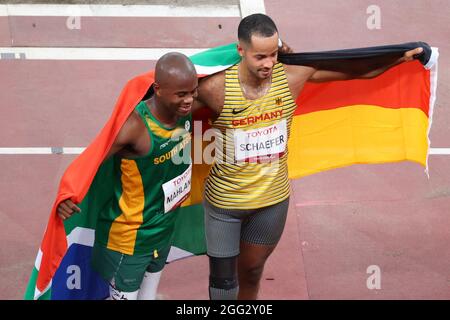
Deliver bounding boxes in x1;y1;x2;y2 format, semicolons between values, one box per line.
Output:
289;55;437;178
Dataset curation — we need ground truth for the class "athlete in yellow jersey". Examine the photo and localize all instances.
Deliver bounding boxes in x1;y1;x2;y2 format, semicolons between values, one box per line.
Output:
194;14;423;300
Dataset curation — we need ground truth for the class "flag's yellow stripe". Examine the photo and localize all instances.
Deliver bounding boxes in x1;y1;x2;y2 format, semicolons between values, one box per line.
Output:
288;105;429;178
182;139;211;207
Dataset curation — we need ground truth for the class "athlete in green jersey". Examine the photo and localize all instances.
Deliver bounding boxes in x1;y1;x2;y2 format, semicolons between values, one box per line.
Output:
57;52;198;300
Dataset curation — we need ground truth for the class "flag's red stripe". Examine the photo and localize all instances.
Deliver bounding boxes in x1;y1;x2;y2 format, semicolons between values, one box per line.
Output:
295;61;430;117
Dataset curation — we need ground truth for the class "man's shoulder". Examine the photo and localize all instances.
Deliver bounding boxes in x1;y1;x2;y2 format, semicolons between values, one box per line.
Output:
282;63;317;83
196;70;226;114
199;70;226;92
121;109;147;138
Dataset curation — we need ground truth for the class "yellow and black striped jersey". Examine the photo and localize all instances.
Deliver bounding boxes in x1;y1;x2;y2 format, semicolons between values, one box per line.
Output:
205;62;297;209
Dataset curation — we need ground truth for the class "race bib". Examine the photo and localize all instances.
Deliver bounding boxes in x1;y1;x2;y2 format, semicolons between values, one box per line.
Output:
162;164;192;213
234;120;287;162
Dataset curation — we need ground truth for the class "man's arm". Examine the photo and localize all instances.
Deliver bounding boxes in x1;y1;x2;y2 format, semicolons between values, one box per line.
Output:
284;47;423;99
57;111;143;220
192;73;226;119
191;92;207;113
104;110;142;159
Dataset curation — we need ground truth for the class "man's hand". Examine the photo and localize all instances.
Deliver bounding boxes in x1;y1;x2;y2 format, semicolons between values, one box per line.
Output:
402;47;424;62
57;199;81;221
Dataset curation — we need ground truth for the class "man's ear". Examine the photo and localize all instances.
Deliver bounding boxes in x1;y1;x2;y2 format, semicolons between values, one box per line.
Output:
153;82;161;96
237;42;244;57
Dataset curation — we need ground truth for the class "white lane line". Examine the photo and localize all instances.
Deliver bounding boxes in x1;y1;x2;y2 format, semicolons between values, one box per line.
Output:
0;148;449;155
0;148;85;154
429;148;450;155
239;0;266;17
0;148;54;154
0;47;208;60
0;4;240;17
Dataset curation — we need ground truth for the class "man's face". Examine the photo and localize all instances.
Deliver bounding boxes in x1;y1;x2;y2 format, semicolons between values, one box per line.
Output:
156;74;198;117
239;33;279;80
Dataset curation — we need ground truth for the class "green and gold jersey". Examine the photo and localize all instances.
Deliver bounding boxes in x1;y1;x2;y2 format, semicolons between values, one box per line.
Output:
95;101;192;255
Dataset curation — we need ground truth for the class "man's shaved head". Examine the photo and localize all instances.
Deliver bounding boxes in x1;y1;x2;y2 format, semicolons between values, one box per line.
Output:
152;52;198;119
155;52;196;86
